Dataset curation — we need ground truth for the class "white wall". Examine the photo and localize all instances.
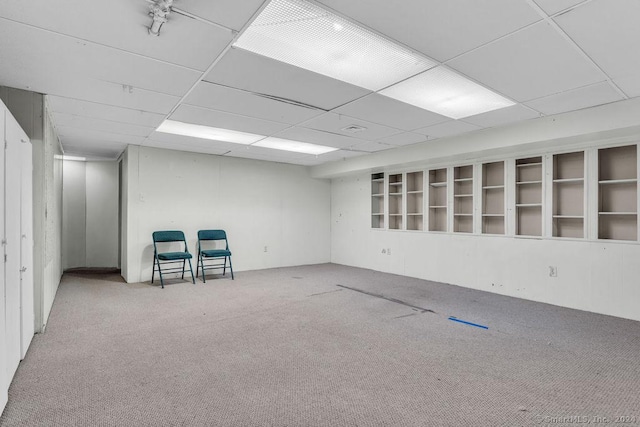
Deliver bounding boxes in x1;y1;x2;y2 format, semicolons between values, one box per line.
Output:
63;160;119;269
62;160;86;269
121;145;331;283
0;88;63;333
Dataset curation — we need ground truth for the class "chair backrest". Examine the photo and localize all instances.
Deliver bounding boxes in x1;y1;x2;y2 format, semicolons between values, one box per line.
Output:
153;230;187;243
198;229;227;241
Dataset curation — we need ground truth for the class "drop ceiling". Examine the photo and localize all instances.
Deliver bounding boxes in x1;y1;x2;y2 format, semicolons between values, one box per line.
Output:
0;0;635;165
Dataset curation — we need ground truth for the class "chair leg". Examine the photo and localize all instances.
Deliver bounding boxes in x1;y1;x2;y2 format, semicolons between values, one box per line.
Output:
158;260;165;289
181;259;186;280
187;258;195;284
152;257;156;284
223;257;227;276
228;256;234;280
200;255;206;283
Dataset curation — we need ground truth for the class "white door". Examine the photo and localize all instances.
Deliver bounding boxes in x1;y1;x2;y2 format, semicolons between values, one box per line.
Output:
0;105;8;412
4;110;23;385
20;136;33;357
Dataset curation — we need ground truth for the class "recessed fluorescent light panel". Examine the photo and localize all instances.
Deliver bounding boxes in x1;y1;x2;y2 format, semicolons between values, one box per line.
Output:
234;0;436;91
156;120;263;144
254;137;338;155
379;67;515;119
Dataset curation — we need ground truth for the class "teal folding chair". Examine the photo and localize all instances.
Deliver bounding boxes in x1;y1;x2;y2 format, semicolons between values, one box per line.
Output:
196;230;234;282
152;230;195;288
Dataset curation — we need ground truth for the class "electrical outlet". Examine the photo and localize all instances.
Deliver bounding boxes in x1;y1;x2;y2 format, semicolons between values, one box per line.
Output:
264;246;268;253
549;266;557;277
387;248;391;256
381;248;386;254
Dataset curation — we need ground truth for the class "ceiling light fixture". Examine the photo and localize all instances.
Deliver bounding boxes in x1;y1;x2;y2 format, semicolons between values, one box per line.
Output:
254;137;339;155
54;155;86;162
156;120;263;144
148;0;173;36
379;66;515;119
233;0;436;91
341;125;367;133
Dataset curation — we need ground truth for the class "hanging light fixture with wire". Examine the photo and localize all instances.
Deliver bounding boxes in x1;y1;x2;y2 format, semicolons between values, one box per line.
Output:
148;0;173;36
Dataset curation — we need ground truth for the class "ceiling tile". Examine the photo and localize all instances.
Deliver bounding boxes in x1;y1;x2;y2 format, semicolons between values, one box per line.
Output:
525;82;624;116
56;127;146;145
533;0;586;15
0;19;193;110
317;0;541;62
177;0;266;31
185;81;324;125
145;132;237;156
62;142;127;159
297;149;366;166
448;21;604;102
299;113;400;140
52;112;155;137
0;0;233;71
333;94;449;131
349;141;395;153
170;104;289;136
554;0;640;98
376;132;427;146
204;48;370;110
612;76;640;98
272;127;366;149
47;96;166;128
462;104;540;128
224;145;311;164
414;121;480;139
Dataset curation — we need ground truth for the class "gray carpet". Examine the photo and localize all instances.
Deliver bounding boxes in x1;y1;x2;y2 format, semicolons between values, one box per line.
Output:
1;264;639;426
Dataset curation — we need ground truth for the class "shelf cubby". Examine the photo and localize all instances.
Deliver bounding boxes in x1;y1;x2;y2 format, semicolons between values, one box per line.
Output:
598;145;637;240
406;171;424;231
388;173;403;230
482;161;505;234
429;168;447;232
552;151;584;238
454;165;473;233
516;157;542;236
371;172;385;229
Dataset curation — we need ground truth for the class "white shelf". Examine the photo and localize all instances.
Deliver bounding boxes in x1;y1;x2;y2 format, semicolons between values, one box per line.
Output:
429;206;447;209
372;213;384;216
389;182;403;186
389;214;402;217
454;194;472;198
407;213;423;216
454;213;473;217
553;215;584;219
598;179;638;185
516;180;542;185
482;214;504;217
407;190;423;194
454;178;473;182
516;203;542;207
389;192;402;196
482;185;504;189
429;182;447;187
516;162;542;168
598;212;637;215
372;193;384;197
553;178;584;183
372;178;384;183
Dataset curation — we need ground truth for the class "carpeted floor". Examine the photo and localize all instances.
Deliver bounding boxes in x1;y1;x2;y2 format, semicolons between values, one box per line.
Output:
1;264;639;426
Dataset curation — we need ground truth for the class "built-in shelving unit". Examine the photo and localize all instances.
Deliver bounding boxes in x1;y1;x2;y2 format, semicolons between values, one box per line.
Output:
389;173;403;230
406;171;424;231
429;168;447;232
454;165;473;233
482;161;505;234
516;157;542;236
552;151;584;238
598;145;637;241
371;172;385;229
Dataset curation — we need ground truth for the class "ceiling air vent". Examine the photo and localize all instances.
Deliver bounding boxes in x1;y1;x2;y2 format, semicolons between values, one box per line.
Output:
341;125;367;133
